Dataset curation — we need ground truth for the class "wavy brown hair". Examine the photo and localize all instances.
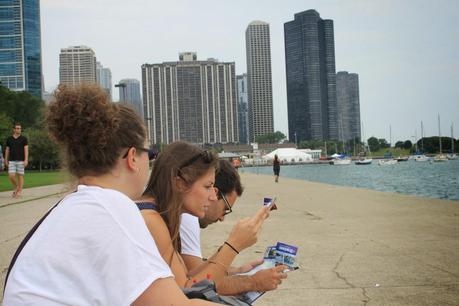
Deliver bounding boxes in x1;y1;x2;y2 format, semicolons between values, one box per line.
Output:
143;141;219;251
47;84;146;178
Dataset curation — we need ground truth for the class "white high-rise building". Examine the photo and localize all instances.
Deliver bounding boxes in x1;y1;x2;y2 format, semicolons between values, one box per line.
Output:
142;52;238;145
96;62;112;99
246;21;274;143
59;46;96;85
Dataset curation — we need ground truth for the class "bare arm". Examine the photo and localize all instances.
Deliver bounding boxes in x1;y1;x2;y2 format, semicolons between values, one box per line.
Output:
142;211;189;286
215;265;288;296
132;277;219;306
182;254;206;275
24;145;28;167
5;146;9;164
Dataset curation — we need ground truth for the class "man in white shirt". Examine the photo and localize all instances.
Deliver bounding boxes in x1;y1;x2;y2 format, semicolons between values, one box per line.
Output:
180;160;286;295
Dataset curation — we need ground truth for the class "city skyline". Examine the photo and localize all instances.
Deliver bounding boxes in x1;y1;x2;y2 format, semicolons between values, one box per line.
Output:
39;0;459;142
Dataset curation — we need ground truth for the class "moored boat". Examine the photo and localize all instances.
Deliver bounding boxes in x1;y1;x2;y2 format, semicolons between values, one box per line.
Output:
355;158;372;165
378;159;398;166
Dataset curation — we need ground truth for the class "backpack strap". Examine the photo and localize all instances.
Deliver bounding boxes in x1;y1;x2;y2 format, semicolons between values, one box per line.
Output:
3;198;64;292
136;201;159;212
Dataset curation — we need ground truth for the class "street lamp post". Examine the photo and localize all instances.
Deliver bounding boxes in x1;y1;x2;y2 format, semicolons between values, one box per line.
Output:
114;83;127;102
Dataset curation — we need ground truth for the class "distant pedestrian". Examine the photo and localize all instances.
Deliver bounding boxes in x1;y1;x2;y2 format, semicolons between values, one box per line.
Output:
5;123;28;198
0;143;4;171
273;154;280;183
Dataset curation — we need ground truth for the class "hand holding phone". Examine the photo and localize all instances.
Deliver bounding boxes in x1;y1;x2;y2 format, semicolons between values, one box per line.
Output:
264;197;277;211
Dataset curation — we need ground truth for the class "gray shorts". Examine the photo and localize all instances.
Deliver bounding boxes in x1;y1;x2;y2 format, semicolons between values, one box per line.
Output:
8;161;25;175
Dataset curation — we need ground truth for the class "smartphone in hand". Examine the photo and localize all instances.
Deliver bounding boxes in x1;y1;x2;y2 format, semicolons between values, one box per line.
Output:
263;197;277;211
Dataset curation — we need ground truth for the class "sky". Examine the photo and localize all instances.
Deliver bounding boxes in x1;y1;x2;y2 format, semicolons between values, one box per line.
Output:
40;0;459;142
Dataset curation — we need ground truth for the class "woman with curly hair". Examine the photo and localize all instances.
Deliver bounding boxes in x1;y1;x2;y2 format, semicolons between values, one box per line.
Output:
3;85;217;305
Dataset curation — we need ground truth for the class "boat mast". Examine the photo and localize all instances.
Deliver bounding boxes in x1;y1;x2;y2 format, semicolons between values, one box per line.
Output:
452;123;455;153
421;121;424;152
438;114;442;154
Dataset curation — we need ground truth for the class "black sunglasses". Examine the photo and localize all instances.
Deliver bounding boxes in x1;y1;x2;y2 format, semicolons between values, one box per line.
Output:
122;147;157;161
179;150;213;169
219;190;233;216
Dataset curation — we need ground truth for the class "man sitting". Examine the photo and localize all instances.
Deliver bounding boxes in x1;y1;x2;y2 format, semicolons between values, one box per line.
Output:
180;160;287;295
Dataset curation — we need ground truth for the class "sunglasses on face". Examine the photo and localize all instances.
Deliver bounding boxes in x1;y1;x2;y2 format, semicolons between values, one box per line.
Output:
179;150;213;169
219;190;232;216
122;147;157;161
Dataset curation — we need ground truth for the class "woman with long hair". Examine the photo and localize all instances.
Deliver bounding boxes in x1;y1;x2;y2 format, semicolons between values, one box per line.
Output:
138;141;286;295
3;85;217;305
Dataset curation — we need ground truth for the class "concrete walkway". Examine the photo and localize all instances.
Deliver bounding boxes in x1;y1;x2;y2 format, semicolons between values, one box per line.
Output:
1;174;458;305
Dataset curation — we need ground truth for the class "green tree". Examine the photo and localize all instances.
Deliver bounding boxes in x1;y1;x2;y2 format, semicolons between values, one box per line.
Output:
367;137;380;152
25;129;60;171
378;138;389;148
0;112;13;147
0;86;45;129
394;141;404;148
255;131;286;144
403;140;412;150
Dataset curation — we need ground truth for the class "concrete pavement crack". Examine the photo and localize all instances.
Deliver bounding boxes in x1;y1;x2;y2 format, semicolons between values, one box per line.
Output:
362;287;371;305
0;232;27;244
333;252;355;288
333;242;372;305
371;239;459;279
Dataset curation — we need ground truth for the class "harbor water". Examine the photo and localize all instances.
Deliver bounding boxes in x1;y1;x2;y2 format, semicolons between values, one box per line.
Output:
241;159;459;201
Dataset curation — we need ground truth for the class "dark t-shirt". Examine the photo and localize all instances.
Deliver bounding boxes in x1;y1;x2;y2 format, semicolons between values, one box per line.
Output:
6;135;28;161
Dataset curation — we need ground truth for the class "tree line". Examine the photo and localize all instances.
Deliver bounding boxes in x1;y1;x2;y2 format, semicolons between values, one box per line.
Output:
254;131;458;155
0;86;60;171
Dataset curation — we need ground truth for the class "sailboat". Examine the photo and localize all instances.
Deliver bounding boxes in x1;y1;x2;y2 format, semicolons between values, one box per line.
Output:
330;116;351;165
413;121;431;162
355;122;372;165
447;123;457;160
433;114;448;162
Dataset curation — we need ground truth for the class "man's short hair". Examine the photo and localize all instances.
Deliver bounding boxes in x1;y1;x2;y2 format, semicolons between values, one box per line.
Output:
215;159;243;198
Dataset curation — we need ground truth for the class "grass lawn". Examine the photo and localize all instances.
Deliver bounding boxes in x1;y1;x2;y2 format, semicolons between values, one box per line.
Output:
370;148;411;157
0;170;70;192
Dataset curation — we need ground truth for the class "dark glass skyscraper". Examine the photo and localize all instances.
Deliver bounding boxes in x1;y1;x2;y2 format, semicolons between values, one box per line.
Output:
284;10;338;142
0;0;42;98
336;71;361;142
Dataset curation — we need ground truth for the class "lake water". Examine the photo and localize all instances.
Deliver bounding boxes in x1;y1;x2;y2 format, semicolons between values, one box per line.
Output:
241;159;459;201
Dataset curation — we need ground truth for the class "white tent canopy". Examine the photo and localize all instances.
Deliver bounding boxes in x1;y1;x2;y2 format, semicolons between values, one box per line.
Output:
262;148;313;163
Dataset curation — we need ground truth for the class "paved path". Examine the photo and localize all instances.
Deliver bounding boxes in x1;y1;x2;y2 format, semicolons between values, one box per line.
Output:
1;174;458;305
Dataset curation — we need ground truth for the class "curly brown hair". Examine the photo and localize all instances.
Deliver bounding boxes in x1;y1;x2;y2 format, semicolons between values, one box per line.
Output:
143;141;219;252
47;84;146;178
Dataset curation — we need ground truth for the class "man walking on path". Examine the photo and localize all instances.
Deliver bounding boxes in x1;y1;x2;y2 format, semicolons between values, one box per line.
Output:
5;123;28;198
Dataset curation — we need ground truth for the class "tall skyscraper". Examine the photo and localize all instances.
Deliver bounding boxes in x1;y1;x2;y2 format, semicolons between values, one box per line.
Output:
0;0;42;98
336;71;361;142
142;52;238;145
96;61;112;99
59;46;96;85
236;74;249;144
118;78;142;117
245;21;274;143
284;10;338;142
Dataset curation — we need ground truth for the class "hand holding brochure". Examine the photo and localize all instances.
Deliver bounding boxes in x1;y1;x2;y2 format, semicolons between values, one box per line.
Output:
237;242;298;304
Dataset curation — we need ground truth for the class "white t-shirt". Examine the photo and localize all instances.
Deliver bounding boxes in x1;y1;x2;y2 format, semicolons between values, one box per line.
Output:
180;213;202;258
4;185;173;306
